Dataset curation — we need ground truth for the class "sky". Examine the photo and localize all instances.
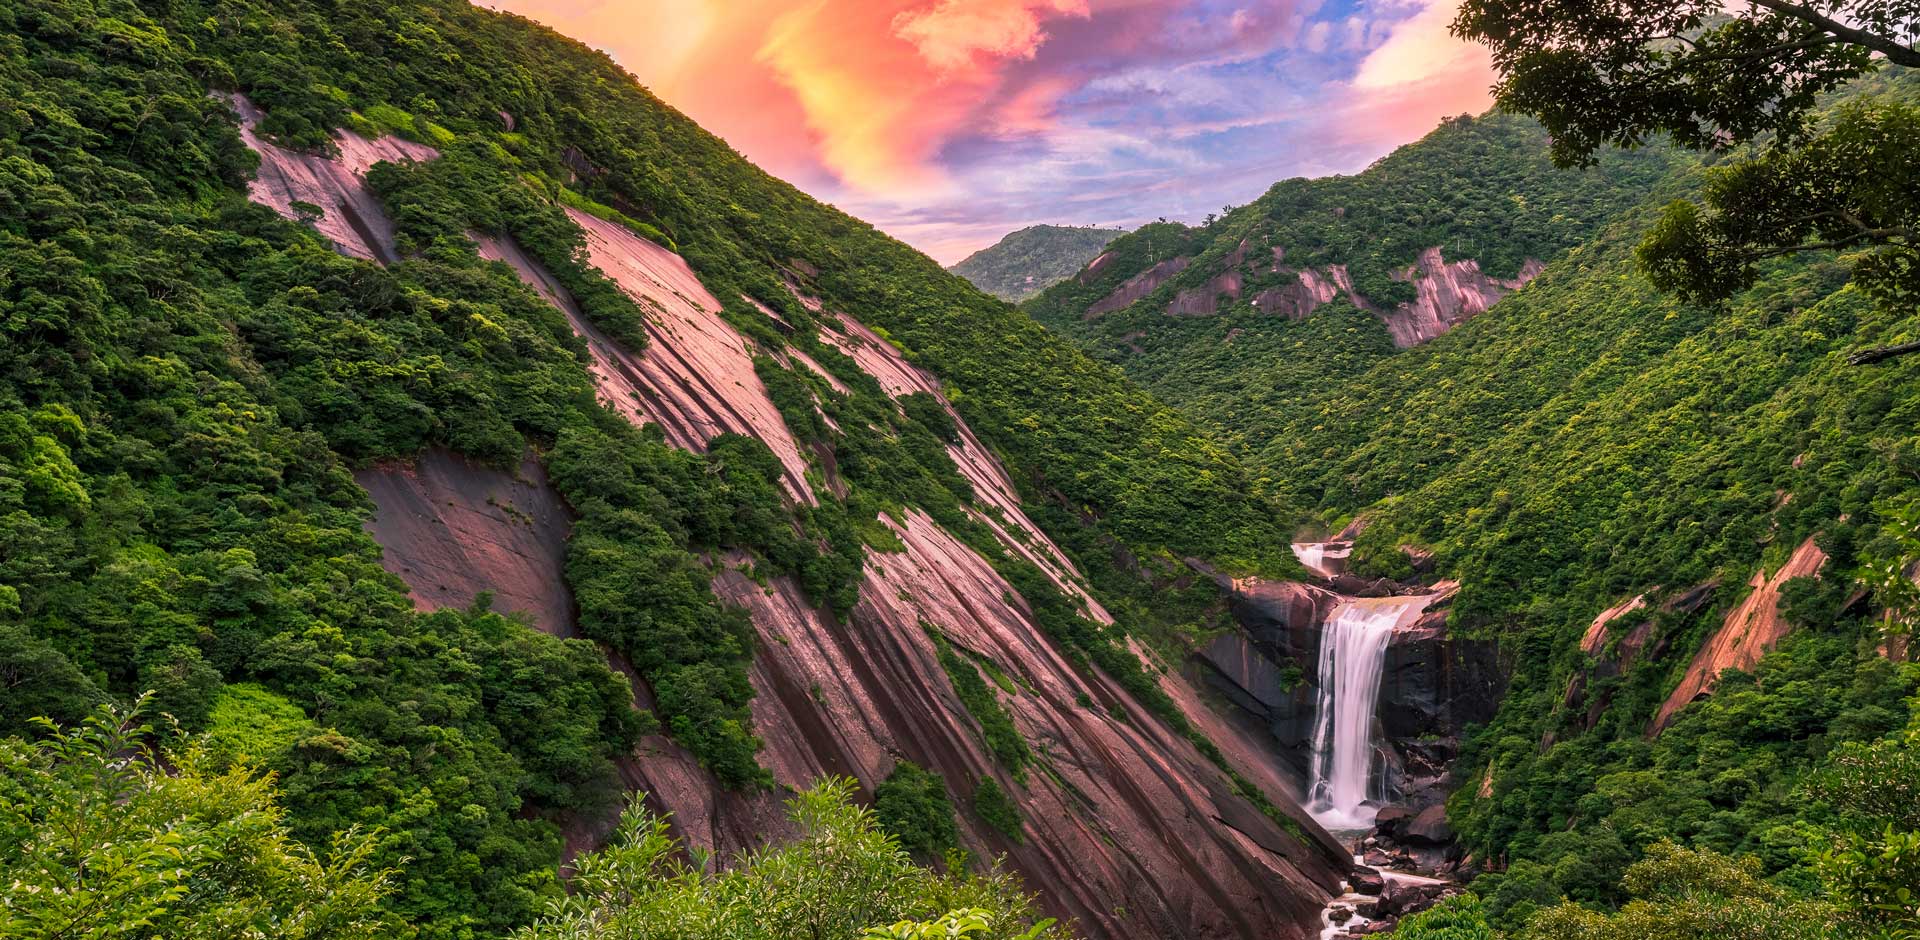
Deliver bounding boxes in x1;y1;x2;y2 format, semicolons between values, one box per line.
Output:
483;0;1496;265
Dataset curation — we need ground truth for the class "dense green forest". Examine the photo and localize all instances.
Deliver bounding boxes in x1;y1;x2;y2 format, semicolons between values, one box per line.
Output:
1335;72;1920;939
1023;114;1684;481
0;0;1308;936
949;225;1122;303
1021;19;1920;935
1049;74;1920;940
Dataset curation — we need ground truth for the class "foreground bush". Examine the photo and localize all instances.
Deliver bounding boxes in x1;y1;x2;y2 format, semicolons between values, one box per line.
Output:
515;778;1066;940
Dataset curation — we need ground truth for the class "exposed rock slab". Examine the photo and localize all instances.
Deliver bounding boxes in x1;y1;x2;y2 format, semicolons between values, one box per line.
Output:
220;93;437;264
1169;270;1245;317
488;229;1348;939
1653;537;1826;732
1086;257;1191;318
1379;249;1543;347
818;314;1107;618
354;449;574;636
556;211;815;503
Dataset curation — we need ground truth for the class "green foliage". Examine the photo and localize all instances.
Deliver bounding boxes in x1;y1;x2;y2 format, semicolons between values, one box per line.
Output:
865;908;1059;940
874;760;962;859
950;225;1122;302
1639;97;1920;309
928;628;1031;780
205;683;315;765
1452;0;1895;168
514;779;1071;940
1457;0;1920;360
0;700;395;940
1390;894;1495;940
1517;842;1842;940
1026;112;1681;488
971;777;1024;844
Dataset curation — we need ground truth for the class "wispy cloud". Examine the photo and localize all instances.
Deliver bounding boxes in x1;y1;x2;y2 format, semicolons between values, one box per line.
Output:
483;0;1495;263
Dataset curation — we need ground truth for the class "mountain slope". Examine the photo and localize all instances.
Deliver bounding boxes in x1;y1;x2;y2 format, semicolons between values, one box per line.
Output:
0;1;1345;938
1024;114;1684;483
951;225;1123;302
1157;74;1920;931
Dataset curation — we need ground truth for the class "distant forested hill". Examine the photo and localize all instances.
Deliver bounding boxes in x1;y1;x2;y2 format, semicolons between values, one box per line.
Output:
950;224;1123;301
1025;114;1684;486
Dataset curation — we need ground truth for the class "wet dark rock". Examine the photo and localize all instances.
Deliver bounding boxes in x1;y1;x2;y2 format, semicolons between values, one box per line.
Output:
1351;867;1386;895
1405;805;1454;845
1373;805;1414;838
1382;879;1456;918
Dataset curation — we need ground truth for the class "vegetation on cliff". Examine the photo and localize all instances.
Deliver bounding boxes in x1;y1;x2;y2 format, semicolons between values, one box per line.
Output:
0;0;1321;935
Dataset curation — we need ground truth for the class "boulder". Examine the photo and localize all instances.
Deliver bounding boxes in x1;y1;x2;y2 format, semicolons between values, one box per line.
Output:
1373;805;1414;838
1381;880;1455;918
1405;805;1454;845
1350;867;1386;896
1330;573;1399;597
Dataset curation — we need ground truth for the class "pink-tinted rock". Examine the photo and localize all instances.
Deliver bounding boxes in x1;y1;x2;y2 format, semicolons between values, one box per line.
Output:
479;230;1348;939
1653;537;1826;732
712;512;1345;939
1086;257;1191;318
220;93;437;264
1078;250;1119;284
818;314;1109;619
354;449;574;636
1168;270;1245;317
1377;249;1543;347
475;229;814;504
563;211;816;502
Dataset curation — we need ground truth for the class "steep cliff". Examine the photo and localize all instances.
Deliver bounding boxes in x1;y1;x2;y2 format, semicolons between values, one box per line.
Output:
224;78;1347;939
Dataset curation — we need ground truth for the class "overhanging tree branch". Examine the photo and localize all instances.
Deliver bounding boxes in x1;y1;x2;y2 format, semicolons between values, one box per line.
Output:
1850;339;1920;365
1746;0;1920;66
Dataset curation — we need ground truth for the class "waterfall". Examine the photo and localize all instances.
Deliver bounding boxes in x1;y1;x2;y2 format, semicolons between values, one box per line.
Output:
1291;540;1352;579
1293;542;1327;578
1307;596;1428;829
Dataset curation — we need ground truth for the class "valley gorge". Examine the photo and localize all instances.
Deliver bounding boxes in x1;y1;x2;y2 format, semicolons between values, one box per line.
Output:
2;3;1918;940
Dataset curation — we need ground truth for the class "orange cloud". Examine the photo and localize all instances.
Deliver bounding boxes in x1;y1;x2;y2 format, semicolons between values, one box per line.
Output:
489;0;1099;200
894;0;1089;73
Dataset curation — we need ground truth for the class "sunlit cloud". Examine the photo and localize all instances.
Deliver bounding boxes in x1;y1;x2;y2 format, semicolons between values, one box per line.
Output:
482;0;1500;263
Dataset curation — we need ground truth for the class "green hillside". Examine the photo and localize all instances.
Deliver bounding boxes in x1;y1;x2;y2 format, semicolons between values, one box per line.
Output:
1172;76;1920;937
1024;114;1683;481
1279;77;1920;932
0;0;1302;935
950;225;1123;302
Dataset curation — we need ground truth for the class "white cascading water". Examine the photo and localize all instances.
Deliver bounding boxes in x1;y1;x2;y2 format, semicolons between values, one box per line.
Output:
1292;542;1327;578
1306;596;1426;830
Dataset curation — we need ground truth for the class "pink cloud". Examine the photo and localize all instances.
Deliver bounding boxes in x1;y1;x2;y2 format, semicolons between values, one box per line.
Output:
482;0;1502;264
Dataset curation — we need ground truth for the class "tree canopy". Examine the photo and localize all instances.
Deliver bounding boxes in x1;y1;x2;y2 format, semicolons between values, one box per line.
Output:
1455;0;1920;344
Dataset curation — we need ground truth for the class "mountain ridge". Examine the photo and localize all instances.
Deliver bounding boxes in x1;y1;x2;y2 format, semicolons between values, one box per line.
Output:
0;1;1348;937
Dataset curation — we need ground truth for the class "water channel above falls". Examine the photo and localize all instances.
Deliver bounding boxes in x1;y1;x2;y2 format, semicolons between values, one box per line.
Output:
1290;543;1438;832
